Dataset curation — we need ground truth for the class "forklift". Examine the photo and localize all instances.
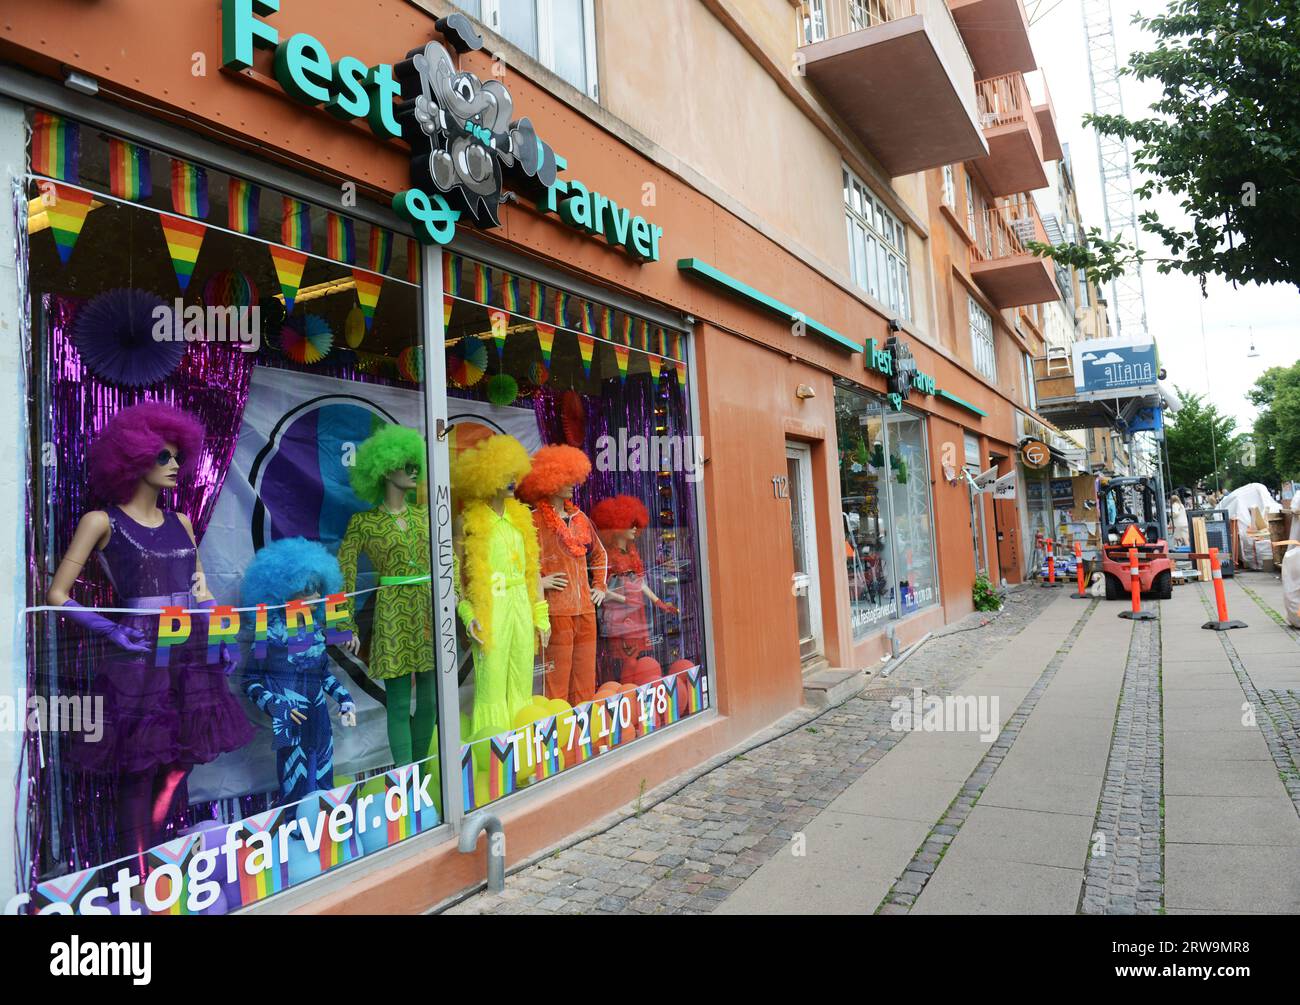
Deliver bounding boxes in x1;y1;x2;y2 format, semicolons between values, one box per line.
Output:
1099;476;1173;600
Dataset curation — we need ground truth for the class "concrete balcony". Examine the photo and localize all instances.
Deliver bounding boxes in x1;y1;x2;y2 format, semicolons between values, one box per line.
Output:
969;71;1048;196
797;0;988;175
1031;74;1064;162
946;0;1036;78
969;198;1060;308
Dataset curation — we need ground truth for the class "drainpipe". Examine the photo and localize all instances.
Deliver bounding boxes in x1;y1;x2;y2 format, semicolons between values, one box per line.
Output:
458;811;506;893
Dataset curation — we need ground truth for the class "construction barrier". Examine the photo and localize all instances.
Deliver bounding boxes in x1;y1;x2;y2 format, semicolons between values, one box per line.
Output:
1118;546;1157;621
1042;538;1060;589
1071;541;1088;599
1199;546;1248;631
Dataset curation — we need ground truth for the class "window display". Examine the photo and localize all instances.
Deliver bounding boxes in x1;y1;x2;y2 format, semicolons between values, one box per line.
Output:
444;252;709;810
835;381;939;638
18;113;441;914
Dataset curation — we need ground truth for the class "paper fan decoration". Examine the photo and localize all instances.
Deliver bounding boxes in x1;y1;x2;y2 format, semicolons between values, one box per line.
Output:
487;373;519;406
344;305;366;348
71;288;186;387
528;361;549;385
448;335;488;387
397;346;424;382
202;269;259;310
280;314;334;364
561;390;586;447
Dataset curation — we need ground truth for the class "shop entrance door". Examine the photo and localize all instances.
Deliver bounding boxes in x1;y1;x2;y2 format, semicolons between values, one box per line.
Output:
785;442;823;662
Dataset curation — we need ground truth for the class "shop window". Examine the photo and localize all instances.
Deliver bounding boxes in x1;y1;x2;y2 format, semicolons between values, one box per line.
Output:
443;252;709;811
969;296;996;380
843;165;910;321
18;112;441;913
458;0;598;98
835;382;939;638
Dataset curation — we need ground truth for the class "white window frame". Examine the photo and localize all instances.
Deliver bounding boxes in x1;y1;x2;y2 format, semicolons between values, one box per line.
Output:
843;164;911;321
942;165;956;208
1023;352;1038;409
473;0;599;100
964;174;975;237
969;296;996;380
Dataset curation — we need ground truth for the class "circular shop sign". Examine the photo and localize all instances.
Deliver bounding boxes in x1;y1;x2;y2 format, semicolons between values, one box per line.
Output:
1021;438;1051;469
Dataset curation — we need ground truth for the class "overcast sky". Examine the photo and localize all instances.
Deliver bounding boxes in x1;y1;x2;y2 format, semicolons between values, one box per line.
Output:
1028;0;1300;433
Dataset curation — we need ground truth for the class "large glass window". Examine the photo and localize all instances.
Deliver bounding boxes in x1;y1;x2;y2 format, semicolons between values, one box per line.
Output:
443;253;709;811
969;296;996;380
835;382;939;639
843;166;910;321
19;112;440;914
456;0;597;97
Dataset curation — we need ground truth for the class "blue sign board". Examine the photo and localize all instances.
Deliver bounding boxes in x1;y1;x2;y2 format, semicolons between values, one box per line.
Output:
1072;337;1160;399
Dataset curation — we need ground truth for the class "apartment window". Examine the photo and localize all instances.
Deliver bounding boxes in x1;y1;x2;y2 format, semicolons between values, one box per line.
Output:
942;165;956;208
964;174;976;236
969;297;996;380
843;166;911;321
1023;352;1038;410
456;0;598;97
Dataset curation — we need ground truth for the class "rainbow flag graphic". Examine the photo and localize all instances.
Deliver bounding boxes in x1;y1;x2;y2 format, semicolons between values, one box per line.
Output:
368;226;393;274
471;260;490;304
281;196;312;253
532;717;562;782
686;665;706;714
270;245;309;313
602;695;624;748
647;355;663;387
317;784;361;870
206;605;239;667
636;684;658;735
352;269;384;330
31;111;79;182
253;603;269;660
146;833;203;915
619;313;633;346
35;865;100;914
552;290;570;328
669;358;686;386
661;673;682;724
460;745;476;811
43;184;94;265
575;332;596;378
406;238;420;283
598;305;614;341
236;810;289;905
535;322;556;365
324;593;352;646
108;138;151;201
613;343;630;382
488;734;517;801
284;599;314;655
170;158;209;218
443;294;454;328
228;177;260;235
443;251;462;297
637;318;650;351
383;766;415;844
569;702;595;765
526;279;543;320
159;214;207;292
501;271;521;313
579;299;596;335
669;331;684;361
326;211;355;264
489;308;509;359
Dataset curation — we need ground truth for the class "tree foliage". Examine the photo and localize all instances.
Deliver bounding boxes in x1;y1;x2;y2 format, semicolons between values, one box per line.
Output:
1165;387;1241;489
1029;0;1300;290
1229;360;1300;489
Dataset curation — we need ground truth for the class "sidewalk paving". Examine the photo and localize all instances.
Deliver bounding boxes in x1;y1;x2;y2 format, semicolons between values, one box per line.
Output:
444;572;1300;915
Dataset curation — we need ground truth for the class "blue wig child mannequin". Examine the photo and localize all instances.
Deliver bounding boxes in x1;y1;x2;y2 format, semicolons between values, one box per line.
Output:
240;537;357;805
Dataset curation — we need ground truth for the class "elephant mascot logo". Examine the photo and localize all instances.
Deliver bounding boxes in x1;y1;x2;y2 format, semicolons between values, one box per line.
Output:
396;14;559;229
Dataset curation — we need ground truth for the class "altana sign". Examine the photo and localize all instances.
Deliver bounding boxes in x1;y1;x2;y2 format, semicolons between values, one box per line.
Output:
1071;336;1160;400
864;336;937;411
220;1;663;259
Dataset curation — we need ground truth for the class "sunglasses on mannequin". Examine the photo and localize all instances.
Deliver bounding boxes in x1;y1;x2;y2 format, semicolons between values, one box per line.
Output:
403;463;420;477
155;449;184;468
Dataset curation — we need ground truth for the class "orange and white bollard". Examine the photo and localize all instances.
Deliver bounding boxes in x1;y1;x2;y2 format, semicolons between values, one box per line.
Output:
1071;541;1088;599
1042;538;1060;588
1202;546;1247;631
1118;546;1156;621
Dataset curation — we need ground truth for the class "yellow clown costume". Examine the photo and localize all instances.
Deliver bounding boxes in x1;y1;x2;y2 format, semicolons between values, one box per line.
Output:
451;435;550;741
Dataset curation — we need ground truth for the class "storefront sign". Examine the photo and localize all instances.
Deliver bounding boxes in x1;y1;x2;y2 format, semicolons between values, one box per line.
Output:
1021;438;1051;469
864;337;936;410
1072;336;1160;400
992;471;1017;499
220;2;663;255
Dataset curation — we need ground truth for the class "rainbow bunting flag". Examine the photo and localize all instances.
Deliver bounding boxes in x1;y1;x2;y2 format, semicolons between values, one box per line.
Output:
501;272;521;313
656;328;668;357
281;196;312;252
637;318;650;351
159;213;207;291
488;734;517;801
613;343;630;382
443;294;454;328
669;331;683;361
352;269;383;330
31;111;79;182
669;358;685;385
552;290;570;329
536;322;556;365
43;184;94;265
170;158;209;218
368;226;393;274
443;251;462;297
647;355;663;387
406;238;420;283
108;138;151;201
228;177;260;235
598;305;614;341
526;279;544;320
575;332;596;378
661;674;683;724
619;314;633;346
489;308;509;359
326;211;355;264
460;745;477;811
471;260;490;304
579;299;596;335
270;245;309;312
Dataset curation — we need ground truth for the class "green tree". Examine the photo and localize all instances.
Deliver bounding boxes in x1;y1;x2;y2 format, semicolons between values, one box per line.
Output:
1237;361;1300;486
1165;388;1241;488
1029;0;1300;289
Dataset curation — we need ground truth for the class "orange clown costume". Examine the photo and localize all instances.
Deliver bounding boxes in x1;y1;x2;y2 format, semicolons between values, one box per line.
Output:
451;435;550;741
516;445;608;707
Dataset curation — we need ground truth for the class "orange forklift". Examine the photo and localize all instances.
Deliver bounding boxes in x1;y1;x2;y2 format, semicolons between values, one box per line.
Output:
1099;477;1173;600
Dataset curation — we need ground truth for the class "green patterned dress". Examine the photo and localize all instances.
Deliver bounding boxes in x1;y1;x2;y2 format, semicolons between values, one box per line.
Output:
338;504;434;680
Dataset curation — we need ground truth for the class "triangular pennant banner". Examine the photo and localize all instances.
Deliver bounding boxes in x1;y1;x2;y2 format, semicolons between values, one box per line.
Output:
270;245;309;313
352;268;383;330
613;344;630;382
44;184;94;265
489;308;509;359
536;322;556;365
159;213;207;291
575;332;596;378
647;355;663;387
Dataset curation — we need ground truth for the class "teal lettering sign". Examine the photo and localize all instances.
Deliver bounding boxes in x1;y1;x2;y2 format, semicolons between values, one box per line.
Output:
220;0;663;258
865;337;935;410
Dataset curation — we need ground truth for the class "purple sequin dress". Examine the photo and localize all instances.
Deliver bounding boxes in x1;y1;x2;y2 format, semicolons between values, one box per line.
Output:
72;507;253;774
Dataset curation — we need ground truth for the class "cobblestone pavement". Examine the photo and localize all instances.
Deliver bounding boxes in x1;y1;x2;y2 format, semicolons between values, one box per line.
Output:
1079;617;1163;915
445;585;1061;915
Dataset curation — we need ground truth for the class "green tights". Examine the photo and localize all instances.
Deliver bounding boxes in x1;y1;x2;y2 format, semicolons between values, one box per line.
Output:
384;672;437;766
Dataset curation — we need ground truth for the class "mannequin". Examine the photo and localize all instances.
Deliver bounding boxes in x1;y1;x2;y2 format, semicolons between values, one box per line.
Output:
240;537;357;805
451;434;549;740
48;402;253;871
338;424;434;767
591;494;676;684
515;445;607;707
